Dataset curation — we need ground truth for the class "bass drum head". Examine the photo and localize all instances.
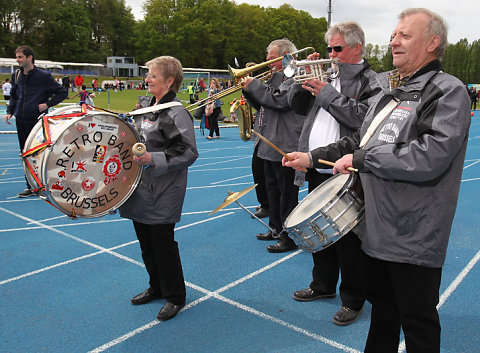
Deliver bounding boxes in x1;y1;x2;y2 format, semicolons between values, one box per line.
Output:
284;173;348;228
22;109;83;191
39;110;141;217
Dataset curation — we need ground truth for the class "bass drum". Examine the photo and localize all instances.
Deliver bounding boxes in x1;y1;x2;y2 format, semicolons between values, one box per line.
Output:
22;105;143;218
284;172;364;252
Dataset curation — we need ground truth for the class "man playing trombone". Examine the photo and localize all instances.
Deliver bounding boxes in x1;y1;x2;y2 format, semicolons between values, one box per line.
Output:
287;22;380;326
240;38;304;253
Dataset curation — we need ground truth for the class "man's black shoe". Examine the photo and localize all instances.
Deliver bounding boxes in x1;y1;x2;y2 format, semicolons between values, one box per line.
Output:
333;306;363;326
251;207;269;219
157;302;184;321
267;237;298;253
256;230;277;241
293;287;336;302
131;287;161;305
17;189;35;198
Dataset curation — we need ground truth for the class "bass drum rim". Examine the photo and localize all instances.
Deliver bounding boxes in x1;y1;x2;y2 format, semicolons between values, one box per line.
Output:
22;107;143;218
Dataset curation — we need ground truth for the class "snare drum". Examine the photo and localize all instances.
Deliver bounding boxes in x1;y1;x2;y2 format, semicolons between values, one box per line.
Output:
284;173;364;252
22;105;142;218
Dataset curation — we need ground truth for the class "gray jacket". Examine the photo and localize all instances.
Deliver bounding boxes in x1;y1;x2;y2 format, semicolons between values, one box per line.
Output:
119;94;198;224
310;60;471;267
288;60;379;186
243;72;305;162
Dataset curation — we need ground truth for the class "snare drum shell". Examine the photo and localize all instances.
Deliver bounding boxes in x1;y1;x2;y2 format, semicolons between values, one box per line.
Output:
284;173;364;252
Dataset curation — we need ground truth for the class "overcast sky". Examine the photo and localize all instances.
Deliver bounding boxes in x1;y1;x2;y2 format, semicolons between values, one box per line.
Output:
125;0;478;46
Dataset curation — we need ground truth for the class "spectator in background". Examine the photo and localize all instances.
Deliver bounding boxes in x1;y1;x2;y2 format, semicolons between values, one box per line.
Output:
74;73;84;92
62;75;70;92
187;82;195;103
205;78;222;140
2;78;12;105
70;85;95;106
470;87;478;110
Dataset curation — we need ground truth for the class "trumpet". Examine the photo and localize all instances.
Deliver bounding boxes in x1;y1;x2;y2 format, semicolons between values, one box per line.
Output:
282;53;339;83
186;46;315;113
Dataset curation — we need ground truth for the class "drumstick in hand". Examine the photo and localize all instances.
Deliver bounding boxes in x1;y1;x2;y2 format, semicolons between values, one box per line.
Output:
317;158;358;172
132;143;146;157
251;130;308;173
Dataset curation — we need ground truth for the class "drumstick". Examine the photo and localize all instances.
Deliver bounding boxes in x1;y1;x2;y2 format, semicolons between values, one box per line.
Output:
132;142;146;157
317;158;358;173
251;130;308;173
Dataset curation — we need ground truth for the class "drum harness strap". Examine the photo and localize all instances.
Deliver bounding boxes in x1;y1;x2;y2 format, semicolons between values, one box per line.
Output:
359;97;400;149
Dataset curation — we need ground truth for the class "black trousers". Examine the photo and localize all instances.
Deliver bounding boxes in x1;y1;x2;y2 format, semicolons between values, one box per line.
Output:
263;159;298;237
133;221;186;306
306;170;365;310
16;120;38;189
208;107;221;137
363;253;442;353
251;145;269;210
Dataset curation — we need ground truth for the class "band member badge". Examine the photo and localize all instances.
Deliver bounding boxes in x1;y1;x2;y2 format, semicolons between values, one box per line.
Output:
103;155;122;185
93;145;107;163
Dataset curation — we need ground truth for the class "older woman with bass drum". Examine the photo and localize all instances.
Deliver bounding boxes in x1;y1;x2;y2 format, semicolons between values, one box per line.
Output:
120;56;198;321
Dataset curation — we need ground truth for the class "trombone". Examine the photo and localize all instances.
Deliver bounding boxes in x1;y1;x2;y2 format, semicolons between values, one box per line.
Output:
186;46;315;112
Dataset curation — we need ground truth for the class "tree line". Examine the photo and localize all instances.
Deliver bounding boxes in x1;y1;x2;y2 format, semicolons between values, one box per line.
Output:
1;0;479;83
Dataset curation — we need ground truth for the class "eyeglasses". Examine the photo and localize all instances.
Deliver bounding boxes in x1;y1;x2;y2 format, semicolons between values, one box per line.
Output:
326;46;344;53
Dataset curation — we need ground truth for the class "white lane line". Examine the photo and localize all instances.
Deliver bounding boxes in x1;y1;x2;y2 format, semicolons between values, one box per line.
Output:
210;173;252;185
89;248;361;353
196;155;250;160
0;180;24;184
462;177;480;182
0;207;142;267
189;166;251;173
0;176;24;181
213;293;362;353
0;213;234;285
0;211;238;233
0;218;128;233
187;182;252;190
396;249;480;353
463;159;480;170
0;240;139;286
27;214;67;224
190;156;251;168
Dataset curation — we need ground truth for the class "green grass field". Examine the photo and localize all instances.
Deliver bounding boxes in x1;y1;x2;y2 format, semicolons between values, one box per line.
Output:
68;87;242;117
1;73;242;117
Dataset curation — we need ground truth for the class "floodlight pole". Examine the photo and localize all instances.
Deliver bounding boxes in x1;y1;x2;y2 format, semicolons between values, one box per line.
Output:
327;0;332;28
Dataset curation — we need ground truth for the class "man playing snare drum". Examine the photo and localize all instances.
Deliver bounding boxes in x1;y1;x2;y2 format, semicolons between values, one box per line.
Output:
285;8;470;352
287;22;379;326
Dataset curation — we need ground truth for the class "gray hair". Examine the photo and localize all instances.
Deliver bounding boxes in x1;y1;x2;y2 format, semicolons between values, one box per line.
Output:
325;22;365;55
398;8;448;58
145;56;184;92
267;38;297;55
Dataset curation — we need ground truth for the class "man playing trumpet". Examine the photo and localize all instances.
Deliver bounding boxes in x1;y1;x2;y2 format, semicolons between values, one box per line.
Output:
287;22;380;326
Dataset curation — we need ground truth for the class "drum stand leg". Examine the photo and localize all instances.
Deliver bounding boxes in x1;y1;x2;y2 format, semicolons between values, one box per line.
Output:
235;200;274;233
